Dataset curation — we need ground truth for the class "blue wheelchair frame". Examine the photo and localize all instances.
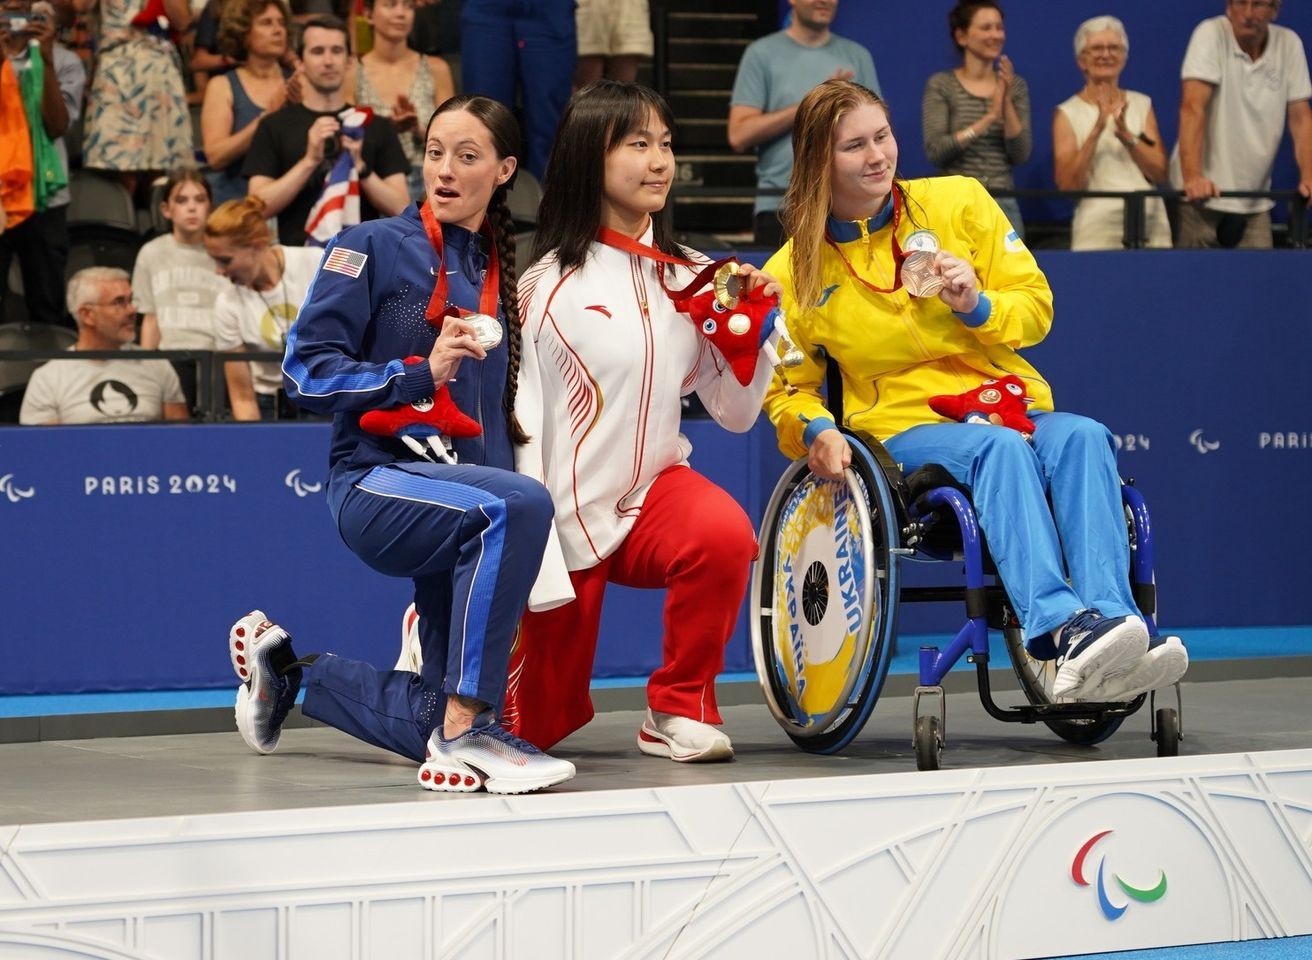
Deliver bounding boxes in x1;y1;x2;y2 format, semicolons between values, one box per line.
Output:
753;428;1183;769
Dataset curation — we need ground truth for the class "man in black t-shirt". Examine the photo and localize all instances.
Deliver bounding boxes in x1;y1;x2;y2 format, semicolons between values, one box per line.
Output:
244;15;410;246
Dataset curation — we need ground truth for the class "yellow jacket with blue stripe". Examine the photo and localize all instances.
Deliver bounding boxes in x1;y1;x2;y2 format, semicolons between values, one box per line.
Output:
763;175;1055;458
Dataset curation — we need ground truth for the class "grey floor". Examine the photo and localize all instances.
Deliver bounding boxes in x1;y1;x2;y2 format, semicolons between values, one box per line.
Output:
2;664;1310;827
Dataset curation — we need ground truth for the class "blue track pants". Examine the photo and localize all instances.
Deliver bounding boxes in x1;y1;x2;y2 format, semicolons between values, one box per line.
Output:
301;461;554;762
883;412;1139;650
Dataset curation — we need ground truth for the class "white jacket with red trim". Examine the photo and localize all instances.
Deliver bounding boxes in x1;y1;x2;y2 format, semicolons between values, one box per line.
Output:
515;225;775;611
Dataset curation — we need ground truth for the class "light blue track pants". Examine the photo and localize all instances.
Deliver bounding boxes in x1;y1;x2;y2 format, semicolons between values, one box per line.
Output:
883;412;1140;652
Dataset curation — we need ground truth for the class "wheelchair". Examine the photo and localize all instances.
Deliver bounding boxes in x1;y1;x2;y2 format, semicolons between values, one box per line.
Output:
749;427;1183;771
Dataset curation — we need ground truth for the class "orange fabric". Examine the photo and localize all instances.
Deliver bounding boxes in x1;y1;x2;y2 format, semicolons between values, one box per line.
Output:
0;60;35;231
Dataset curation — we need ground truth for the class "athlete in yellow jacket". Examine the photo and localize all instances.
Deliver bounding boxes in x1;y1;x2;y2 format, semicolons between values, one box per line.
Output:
762;79;1186;703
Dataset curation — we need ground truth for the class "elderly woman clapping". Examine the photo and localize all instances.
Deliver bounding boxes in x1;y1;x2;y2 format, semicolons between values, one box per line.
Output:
1053;16;1170;249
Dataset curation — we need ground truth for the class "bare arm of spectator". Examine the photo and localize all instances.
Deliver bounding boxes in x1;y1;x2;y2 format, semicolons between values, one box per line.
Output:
202;73;285;171
1116;102;1168;185
1052;106;1105;191
1178;78;1219;201
224;351;262;421
1288;99;1312;201
1001;68;1031;166
727;103;797;153
247;114;336;217
348;118;413;217
164;400;190;420
163;0;191;31
428;55;454;107
139;314;161;349
30;18;70;137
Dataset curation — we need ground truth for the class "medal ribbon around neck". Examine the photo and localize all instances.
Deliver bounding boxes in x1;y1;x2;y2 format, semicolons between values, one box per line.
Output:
824;188;907;295
595;225;734;302
421;200;501;326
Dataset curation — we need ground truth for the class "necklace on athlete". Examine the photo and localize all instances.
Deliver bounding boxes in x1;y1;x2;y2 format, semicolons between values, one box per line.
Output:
420;200;501;326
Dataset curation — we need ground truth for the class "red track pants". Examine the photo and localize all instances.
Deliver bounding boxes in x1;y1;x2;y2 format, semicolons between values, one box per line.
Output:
506;466;759;751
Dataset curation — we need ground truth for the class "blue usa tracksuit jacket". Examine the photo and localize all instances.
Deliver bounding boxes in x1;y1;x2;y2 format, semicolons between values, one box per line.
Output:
282;205;554;762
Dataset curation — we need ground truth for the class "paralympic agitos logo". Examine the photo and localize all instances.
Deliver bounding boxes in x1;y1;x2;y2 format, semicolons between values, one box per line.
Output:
1072;830;1167;921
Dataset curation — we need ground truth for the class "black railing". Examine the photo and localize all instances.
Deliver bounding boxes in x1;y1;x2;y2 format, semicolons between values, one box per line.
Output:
677;184;1310;249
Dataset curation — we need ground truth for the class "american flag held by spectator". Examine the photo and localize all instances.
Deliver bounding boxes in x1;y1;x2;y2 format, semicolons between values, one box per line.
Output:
305;107;373;247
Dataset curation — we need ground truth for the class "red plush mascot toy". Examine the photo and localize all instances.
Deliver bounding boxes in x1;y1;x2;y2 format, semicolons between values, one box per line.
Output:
928;375;1036;439
359;356;482;463
670;264;782;386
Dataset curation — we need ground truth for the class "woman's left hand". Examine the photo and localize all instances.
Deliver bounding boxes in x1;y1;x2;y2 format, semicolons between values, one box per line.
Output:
932;250;980;314
735;263;782;301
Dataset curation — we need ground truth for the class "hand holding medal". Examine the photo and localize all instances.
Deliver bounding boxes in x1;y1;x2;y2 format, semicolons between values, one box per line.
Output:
929;249;982;314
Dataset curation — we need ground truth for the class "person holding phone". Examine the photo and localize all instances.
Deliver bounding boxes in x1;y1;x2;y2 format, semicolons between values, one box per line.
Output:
243;14;410;246
0;0;85;328
922;0;1031;238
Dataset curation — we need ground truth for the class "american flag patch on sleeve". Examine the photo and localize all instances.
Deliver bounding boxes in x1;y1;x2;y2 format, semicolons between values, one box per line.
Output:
323;247;368;278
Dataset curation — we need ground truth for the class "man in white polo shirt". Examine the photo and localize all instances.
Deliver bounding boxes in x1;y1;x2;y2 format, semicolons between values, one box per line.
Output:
1172;0;1312;247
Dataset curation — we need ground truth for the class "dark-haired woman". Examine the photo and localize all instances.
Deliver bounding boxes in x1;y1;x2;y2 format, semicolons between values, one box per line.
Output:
223;95;575;795
764;79;1186;705
504;80;782;761
922;0;1030;238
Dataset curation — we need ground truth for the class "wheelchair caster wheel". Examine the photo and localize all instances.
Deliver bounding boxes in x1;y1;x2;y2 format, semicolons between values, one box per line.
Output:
915;714;943;771
1154;707;1180;757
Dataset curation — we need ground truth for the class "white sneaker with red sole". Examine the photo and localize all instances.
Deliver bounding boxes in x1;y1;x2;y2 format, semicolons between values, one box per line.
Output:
417;710;575;795
637;709;734;762
229;610;300;755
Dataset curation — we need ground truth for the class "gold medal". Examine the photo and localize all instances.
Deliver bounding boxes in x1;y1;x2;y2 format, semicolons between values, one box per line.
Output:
713;262;744;310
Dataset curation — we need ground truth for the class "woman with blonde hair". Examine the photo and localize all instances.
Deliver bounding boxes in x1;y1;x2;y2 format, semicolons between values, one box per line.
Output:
763;79;1187;704
203;195;322;419
1053;15;1170;250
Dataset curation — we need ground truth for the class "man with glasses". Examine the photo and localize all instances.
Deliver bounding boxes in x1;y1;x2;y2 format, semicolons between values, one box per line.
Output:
19;268;189;424
1172;0;1312;247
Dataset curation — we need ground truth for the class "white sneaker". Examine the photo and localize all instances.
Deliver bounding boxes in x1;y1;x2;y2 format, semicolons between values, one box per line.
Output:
1087;635;1189;702
395;602;423;673
229;610;301;755
637;709;734;763
417;710;575;795
1052;610;1149;700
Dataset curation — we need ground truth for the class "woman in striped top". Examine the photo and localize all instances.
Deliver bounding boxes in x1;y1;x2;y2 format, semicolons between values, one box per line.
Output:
921;0;1031;237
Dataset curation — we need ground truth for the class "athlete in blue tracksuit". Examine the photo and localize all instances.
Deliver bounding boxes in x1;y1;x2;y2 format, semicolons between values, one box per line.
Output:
278;204;555;764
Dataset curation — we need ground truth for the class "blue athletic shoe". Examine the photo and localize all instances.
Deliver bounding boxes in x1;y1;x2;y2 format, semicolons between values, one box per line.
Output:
230;610;301;754
1052;609;1149;700
1088;634;1189;702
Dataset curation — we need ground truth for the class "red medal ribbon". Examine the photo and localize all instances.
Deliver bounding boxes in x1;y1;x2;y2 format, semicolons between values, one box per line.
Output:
594;225;729;299
420;200;501;327
824;188;906;295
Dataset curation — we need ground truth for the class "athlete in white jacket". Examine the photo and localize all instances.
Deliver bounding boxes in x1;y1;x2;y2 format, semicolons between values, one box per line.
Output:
506;81;781;761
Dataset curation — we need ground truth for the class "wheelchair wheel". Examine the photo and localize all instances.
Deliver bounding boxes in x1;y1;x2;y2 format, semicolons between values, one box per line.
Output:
1003;627;1125;746
1154;707;1180;757
914;715;943;771
750;436;901;754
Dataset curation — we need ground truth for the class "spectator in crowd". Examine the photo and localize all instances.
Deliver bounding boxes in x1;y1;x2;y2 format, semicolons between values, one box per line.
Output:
132;167;229;410
574;0;651;87
0;0;84;329
729;0;878;248
460;0;576;180
203;195;322;419
75;0;193;194
1054;16;1170;250
355;0;454;201
19;267;189;424
190;0;239;87
244;15;409;246
922;0;1031;238
200;0;293;205
1173;0;1312;248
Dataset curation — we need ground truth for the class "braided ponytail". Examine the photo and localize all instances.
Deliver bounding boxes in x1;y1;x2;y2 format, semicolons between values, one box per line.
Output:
489;190;530;445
